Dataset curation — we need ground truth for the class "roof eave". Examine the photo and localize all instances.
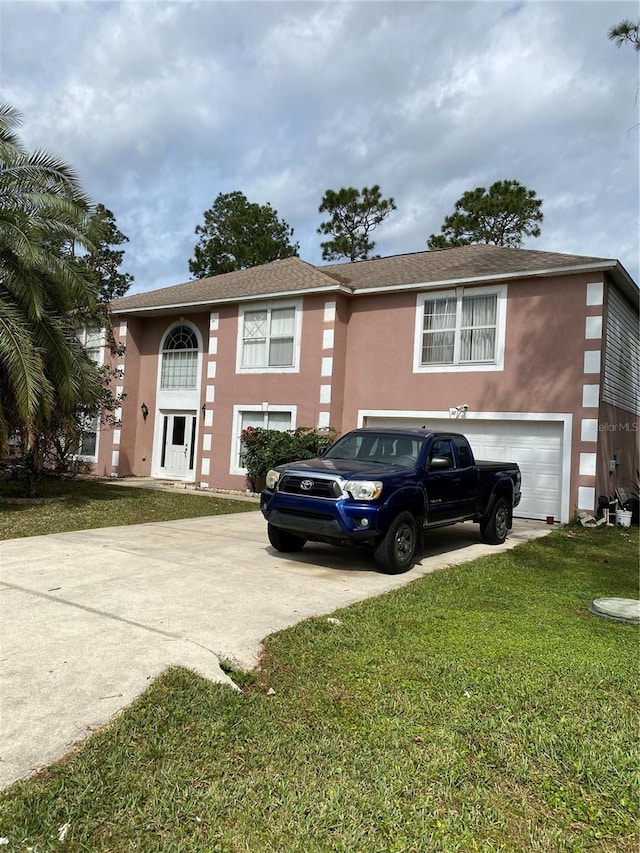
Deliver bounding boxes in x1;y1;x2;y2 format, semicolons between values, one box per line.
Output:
607;261;640;310
112;282;353;316
348;260;622;296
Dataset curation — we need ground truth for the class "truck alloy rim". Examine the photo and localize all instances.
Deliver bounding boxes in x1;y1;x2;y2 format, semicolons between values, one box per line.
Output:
495;505;509;539
394;523;415;561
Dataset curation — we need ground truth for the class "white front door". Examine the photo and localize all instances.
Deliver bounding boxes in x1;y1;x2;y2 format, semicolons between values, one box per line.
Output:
160;412;196;480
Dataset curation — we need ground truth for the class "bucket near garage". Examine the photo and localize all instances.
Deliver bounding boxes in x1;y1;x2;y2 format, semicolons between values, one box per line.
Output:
615;509;632;528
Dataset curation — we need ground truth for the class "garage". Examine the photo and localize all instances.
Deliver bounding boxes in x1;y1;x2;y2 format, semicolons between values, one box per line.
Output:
363;415;566;522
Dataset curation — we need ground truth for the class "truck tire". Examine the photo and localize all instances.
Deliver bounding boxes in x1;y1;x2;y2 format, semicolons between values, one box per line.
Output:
480;497;510;545
268;524;306;553
374;511;418;574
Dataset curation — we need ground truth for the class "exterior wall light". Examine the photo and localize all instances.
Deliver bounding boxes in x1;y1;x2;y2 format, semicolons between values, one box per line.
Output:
140;403;149;421
449;404;469;419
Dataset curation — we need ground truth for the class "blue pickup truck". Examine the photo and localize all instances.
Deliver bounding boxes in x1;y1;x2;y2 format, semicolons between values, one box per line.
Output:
260;428;522;574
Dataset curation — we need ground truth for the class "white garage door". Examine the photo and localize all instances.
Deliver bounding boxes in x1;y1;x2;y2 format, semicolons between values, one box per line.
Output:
364;416;564;521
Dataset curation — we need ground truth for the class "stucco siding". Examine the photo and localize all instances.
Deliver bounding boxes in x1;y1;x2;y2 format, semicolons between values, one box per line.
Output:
206;295;334;488
340;274;591;423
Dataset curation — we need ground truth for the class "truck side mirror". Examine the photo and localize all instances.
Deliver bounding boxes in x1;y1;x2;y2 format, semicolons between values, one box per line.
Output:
430;456;453;470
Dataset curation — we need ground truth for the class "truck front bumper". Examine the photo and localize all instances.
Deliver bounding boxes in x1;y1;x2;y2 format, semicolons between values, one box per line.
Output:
261;490;384;543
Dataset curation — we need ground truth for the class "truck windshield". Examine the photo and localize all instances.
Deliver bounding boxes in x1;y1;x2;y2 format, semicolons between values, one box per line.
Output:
324;433;423;467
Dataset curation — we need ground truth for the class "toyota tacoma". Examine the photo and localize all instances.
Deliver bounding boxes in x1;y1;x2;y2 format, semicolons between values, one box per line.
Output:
260;428;522;574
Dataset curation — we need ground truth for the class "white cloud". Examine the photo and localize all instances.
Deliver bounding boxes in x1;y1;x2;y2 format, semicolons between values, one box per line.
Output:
2;0;637;291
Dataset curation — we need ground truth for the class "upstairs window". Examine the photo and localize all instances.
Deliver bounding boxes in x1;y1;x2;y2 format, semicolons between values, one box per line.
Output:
238;302;301;372
77;326;104;363
414;285;506;373
161;325;199;389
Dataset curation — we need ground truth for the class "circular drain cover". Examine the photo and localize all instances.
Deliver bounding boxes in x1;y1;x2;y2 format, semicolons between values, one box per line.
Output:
589;598;640;624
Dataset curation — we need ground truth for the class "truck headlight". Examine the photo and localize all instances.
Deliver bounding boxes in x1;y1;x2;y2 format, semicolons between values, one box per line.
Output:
344;480;383;500
266;469;281;489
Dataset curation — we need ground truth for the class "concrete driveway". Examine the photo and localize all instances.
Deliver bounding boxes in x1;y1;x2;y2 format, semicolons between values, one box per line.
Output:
0;510;551;789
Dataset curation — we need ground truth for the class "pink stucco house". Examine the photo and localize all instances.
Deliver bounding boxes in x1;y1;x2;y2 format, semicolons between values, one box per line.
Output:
87;245;639;524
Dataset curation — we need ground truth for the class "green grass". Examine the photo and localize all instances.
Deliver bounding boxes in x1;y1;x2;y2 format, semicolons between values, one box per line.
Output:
0;525;637;851
0;477;257;540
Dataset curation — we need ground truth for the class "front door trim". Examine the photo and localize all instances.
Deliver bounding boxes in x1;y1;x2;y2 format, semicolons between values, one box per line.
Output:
154;409;197;481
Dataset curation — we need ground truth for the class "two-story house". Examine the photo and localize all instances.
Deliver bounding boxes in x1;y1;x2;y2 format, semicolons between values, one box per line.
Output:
87;245;639;524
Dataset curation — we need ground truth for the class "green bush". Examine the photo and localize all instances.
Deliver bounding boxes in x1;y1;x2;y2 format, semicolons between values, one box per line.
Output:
241;426;337;491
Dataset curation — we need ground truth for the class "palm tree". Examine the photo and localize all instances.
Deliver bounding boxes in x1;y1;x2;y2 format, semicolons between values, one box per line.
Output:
0;104;101;478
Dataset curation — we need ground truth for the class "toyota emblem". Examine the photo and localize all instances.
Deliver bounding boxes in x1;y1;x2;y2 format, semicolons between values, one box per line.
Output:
300;479;314;491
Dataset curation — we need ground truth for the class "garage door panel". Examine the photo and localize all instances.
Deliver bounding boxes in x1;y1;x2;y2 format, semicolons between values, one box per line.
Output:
536;473;561;491
536;449;560;465
512;447;534;464
472;442;507;460
365;416;564;521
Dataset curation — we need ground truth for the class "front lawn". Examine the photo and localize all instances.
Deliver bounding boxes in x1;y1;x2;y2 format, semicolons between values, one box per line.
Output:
0;526;638;852
0;477;257;540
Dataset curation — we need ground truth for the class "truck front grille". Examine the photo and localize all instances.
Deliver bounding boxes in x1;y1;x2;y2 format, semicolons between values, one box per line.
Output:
278;474;342;499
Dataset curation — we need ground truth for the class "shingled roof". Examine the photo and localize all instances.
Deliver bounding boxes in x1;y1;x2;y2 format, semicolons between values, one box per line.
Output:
112;257;344;313
112;245;628;315
323;244;616;290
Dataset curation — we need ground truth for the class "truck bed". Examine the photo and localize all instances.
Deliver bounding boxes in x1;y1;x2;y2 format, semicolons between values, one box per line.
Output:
476;460;517;472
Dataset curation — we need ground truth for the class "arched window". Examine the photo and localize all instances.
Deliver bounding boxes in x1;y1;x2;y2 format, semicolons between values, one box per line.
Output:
160;325;199;389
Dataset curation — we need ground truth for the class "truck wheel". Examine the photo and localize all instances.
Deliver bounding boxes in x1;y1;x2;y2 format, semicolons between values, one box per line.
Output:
374;511;418;574
480;498;510;545
267;524;306;553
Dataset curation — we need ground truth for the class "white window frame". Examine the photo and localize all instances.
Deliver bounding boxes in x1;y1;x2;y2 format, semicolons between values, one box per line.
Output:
75;326;105;462
236;300;302;374
160;324;200;390
155;320;204;417
230;404;297;475
413;284;507;373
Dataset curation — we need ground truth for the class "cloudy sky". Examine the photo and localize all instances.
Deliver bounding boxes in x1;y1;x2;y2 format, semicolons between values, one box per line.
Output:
2;0;638;293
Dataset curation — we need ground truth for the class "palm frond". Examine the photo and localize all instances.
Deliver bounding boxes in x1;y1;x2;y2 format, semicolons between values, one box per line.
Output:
0;297;46;426
0;104;25;151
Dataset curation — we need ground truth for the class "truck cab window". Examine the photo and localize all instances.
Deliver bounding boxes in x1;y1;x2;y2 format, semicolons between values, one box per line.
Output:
453;437;473;468
430;439;455;467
